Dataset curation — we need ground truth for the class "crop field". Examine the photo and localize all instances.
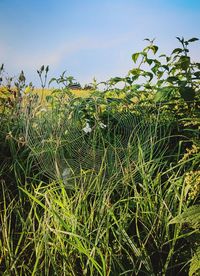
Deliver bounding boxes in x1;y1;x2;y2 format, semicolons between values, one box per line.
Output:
0;86;92;100
0;38;200;275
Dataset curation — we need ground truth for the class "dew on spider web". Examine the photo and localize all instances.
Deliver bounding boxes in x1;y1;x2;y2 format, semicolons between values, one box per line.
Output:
24;100;169;187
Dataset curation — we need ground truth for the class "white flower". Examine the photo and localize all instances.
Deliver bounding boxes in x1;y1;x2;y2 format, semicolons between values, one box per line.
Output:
99;122;107;129
83;122;92;133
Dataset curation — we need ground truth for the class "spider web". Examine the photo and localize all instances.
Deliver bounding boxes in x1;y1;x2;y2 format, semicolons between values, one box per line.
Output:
24;99;170;185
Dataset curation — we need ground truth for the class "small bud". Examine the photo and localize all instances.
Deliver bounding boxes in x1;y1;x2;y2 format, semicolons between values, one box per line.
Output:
0;63;4;71
45;66;49;73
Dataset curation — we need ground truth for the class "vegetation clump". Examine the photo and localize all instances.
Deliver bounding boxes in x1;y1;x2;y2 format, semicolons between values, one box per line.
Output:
0;37;199;275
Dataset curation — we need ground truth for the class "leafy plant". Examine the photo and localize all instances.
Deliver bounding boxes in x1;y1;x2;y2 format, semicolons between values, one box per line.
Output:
0;37;199;275
170;205;200;276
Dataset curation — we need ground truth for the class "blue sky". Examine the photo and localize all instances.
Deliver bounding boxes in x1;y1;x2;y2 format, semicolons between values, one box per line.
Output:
0;0;200;86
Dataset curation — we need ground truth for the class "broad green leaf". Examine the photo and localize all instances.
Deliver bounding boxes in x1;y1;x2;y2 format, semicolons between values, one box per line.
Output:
144;83;152;89
166;76;180;83
49;77;57;85
157;71;164;79
151;65;160;75
179;86;195;102
131;84;141;90
178;56;190;70
132;52;140;63
146;58;154;65
171;48;183;55
131;75;140;82
162;65;169;71
154;87;174;102
151;45;159;54
129;68;143;76
125;77;133;85
140;51;147;57
195;63;200;70
159;54;166;58
194;71;200;79
143;71;154;81
109;77;123;84
188;37;199;43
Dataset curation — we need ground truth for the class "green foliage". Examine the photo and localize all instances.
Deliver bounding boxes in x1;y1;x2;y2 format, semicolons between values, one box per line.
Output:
189;247;200;276
170;205;200;276
119;37;200;106
170;205;200;228
0;37;199;275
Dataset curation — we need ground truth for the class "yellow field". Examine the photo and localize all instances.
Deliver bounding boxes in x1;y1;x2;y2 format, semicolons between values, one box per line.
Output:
33;88;91;97
0;86;92;100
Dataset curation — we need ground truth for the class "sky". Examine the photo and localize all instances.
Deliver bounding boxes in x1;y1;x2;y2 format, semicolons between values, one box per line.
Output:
0;0;200;87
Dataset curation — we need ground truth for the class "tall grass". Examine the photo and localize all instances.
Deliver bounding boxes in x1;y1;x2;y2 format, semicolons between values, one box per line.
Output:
0;100;198;275
0;156;196;275
0;37;199;274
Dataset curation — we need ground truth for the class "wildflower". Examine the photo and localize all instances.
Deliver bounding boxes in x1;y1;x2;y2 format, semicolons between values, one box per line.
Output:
83;122;92;133
99;122;107;129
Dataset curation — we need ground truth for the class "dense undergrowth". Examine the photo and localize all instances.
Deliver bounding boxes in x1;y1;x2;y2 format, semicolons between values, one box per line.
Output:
0;37;200;275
